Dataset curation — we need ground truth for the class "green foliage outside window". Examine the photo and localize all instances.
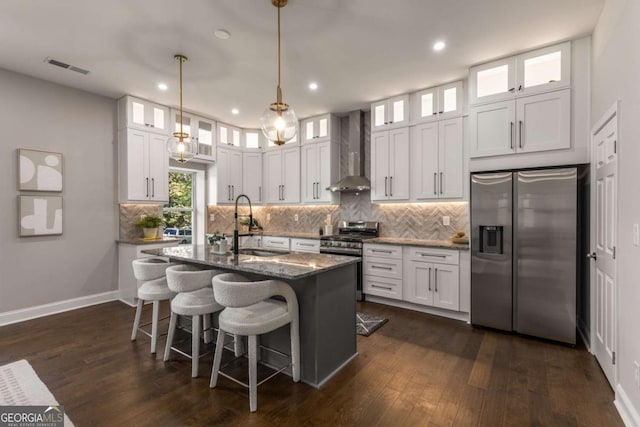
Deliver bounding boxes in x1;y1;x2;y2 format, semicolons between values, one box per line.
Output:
164;172;193;229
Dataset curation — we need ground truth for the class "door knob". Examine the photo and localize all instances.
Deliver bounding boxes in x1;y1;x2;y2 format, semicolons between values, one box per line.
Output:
586;252;597;260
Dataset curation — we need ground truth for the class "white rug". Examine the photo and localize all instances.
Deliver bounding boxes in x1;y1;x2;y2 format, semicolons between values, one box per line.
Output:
0;359;74;426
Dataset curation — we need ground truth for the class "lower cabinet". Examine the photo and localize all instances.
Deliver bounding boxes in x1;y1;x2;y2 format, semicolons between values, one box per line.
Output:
404;260;459;311
363;244;403;300
262;236;290;250
291;238;320;253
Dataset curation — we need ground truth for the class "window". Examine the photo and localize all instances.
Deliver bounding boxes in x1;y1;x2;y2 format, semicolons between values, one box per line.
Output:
163;171;194;244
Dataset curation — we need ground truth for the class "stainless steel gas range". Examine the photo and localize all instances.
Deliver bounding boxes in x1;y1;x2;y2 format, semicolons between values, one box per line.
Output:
320;221;379;301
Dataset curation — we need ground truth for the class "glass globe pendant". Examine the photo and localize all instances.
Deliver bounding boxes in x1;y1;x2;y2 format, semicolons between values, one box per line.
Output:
260;0;298;146
167;55;196;163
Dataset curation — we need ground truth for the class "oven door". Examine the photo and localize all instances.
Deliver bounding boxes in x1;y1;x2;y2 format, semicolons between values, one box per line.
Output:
319;248;363;301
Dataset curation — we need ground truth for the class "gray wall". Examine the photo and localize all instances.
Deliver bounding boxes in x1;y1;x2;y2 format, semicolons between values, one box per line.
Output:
0;68;118;312
592;0;640;414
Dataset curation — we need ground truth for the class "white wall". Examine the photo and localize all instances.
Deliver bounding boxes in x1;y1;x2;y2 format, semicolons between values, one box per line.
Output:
592;0;640;423
0;68;117;313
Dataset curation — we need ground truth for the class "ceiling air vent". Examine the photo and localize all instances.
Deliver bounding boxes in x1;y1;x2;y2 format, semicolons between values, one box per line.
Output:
44;57;90;75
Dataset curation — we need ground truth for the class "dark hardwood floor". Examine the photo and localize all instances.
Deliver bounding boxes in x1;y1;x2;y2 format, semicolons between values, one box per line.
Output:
0;301;622;426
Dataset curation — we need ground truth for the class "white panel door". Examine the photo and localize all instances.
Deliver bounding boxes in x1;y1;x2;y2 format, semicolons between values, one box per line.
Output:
301;144;318;203
438;117;464;198
516;41;571;96
242;152;262;202
281;147;300;203
228;150;243;201
469;57;516;105
516;89;571;153
388;127;410;200
126;129;149;201
316;141;333;203
216;147;231;203
404;261;434;306
438;81;464;120
148;133;168;201
433;264;460;311
263;151;282;203
371;131;390;201
592;110;618;388
411;123;439;200
412;87;438;124
469;100;516;158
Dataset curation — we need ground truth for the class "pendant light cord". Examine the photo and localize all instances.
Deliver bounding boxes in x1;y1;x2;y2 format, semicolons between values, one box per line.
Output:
179;57;184;138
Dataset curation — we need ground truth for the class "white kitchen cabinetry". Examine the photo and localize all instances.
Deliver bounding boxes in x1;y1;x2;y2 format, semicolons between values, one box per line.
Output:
243;129;265;151
412;81;464;124
117;240;179;306
239;235;262;248
119;128;169;202
363;244;403;300
216;147;243;204
118;96;169;135
291;238;320;253
301;141;339;204
217;123;242;148
262;236;290;250
411;118;463;200
371;127;410;201
301;114;339;143
469;41;571;105
403;247;460;311
263;147;300;204
171;110;216;162
242;152;263;203
469;89;570;158
371;95;410;132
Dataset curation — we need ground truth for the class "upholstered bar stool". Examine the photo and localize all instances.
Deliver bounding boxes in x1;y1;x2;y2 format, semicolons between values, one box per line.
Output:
131;258;176;354
210;273;300;412
164;264;225;378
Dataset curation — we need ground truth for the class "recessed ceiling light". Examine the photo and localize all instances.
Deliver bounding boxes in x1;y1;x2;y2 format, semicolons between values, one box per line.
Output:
157;83;168;91
433;41;446;51
231;108;239;115
214;29;231;40
308;82;318;91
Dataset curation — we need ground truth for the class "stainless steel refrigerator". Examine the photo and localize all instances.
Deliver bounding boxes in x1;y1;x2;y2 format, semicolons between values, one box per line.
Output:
470;167;588;344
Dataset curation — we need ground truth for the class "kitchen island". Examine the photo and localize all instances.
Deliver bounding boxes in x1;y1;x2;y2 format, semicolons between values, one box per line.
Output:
143;245;359;388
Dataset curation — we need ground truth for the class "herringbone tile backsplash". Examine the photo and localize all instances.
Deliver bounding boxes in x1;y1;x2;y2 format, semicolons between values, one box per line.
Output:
119;204;163;240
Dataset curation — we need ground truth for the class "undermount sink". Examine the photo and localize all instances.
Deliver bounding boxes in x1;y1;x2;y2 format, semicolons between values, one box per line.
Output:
237;248;290;257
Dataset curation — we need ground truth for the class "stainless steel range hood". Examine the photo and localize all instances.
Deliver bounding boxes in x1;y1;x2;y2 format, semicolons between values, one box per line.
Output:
327;110;370;192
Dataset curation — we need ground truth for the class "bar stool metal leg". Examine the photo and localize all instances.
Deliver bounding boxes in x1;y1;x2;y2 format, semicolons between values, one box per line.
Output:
192;314;201;378
248;335;258;412
151;300;160;353
164;312;178;362
131;299;144;341
210;330;226;388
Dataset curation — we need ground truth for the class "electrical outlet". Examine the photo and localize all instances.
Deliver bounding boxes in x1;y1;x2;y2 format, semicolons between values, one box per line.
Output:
267;213;271;221
443;216;450;226
635;361;640;388
294;214;299;222
634;224;640;247
209;214;215;221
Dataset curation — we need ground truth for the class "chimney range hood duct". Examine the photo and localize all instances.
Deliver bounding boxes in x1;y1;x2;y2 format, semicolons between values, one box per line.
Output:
327;110;371;192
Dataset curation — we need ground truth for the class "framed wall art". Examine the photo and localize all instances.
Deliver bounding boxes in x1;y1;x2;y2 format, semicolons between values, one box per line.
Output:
18;149;63;191
19;195;63;237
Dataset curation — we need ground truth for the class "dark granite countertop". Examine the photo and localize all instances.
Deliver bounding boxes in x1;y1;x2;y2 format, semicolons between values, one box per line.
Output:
220;231;324;240
366;237;469;250
142;245;360;280
117;237;181;246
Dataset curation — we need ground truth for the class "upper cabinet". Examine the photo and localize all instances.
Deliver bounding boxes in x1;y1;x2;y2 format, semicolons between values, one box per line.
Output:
242;129;265;151
215;146;243;204
242;152;263;203
301;114;339;143
263;147;300;204
469;41;571;105
469;89;571;158
118;128;168;203
371;127;410;202
118;96;169;135
371;94;410;132
171;110;216;162
301;141;339;204
217;123;242;149
411;81;464;124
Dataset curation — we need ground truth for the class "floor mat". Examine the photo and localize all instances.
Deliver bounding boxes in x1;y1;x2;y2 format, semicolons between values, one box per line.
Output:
356;312;388;336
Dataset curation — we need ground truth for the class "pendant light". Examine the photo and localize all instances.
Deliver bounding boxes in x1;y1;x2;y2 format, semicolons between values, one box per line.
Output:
167;54;196;163
260;0;298;146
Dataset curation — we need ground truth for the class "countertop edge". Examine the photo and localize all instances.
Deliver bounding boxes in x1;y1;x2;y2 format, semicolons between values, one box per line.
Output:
117;238;180;246
365;238;469;250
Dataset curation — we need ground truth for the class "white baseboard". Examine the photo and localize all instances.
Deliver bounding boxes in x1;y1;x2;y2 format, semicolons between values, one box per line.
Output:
0;291;119;326
615;384;640;427
364;295;470;322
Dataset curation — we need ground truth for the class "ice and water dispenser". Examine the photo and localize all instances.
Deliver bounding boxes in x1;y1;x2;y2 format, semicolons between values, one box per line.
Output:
479;226;503;254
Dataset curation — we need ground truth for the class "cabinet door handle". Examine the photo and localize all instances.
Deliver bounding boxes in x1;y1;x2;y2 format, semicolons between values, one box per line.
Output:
232;185;235;200
428;267;432;291
259;186;262;201
518;85;523;92
299;243;315;247
420;253;447;258
384;176;388;197
440;172;443;195
510;121;514;149
372;284;393;291
519;120;523;149
508;87;515;93
282;185;285;201
390;176;393;197
227;185;231;201
439;111;443;114
435;268;438;292
434;172;437;195
151;178;155;198
146;178;149;198
371;249;392;254
371;265;393;271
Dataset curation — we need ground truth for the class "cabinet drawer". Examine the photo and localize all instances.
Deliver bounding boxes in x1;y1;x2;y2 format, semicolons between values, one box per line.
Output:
406;247;459;265
262;236;290;250
363;275;402;300
363;244;403;259
364;257;403;280
291;238;319;253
